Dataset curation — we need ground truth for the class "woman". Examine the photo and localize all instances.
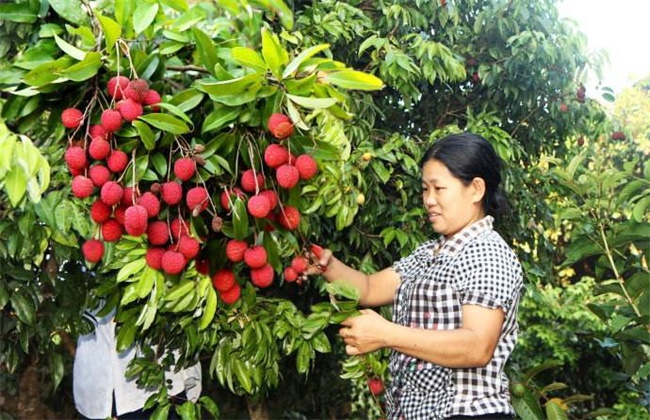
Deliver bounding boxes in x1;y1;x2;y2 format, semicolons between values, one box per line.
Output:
309;133;523;419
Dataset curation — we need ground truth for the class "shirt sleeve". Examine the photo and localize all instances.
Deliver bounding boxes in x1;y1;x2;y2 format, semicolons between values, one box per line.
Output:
454;237;522;312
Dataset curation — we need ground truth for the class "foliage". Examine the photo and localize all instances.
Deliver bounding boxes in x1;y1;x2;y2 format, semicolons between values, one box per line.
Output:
614;75;650;154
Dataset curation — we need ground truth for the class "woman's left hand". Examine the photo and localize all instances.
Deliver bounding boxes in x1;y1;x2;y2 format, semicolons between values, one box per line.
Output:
339;309;390;355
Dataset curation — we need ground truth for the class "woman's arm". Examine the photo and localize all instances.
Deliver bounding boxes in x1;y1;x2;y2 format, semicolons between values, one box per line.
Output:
340;304;504;368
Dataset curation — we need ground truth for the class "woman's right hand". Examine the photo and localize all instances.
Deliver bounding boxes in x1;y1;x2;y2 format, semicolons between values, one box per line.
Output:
305;244;333;277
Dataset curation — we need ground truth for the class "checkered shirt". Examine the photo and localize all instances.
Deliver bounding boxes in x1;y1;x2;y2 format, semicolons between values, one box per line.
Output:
384;216;523;419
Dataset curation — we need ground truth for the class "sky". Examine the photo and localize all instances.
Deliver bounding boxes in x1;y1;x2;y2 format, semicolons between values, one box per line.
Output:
556;0;650;95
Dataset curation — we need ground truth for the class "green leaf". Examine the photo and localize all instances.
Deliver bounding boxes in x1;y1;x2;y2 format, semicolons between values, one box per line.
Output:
0;3;38;23
232;359;253;393
139;114;190;135
545;400;569;420
231;47;267;73
322;70;384;91
4;167;28;207
48;0;89;25
96;14;122;55
60;52;102;81
201;106;239;133
283;44;330;79
22;56;74;87
116;322;137;352
11;292;36;325
155;103;193;126
261;27;287;78
49;352;64;392
287;94;337;109
169;88;205;112
53;34;86;60
198;287;217;330
133;3;159;35
512;386;545;420
132;121;156;150
191;28;219;75
232;198;249;240
195;73;262;97
117;258;147;282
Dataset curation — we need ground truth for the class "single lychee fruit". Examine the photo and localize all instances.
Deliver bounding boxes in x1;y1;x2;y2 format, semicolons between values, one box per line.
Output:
195;258;209;275
161;181;183;205
100;181;124;206
220;187;245;211
107;150;128;173
116;98;144;122
145;247;166;270
244;245;267;269
88;138;111;160
161;250;187;275
241;169;265;193
143;90;161;111
276;164;299;189
173;157;196;182
136;192;160;218
295;155;318;180
88;165;111;187
611;131;626;141
367;378;385;396
186;187;209;213
267;113;293;140
65;146;88;171
124;204;148;236
577;136;585;146
121;186;136;207
113;205;127;225
106;75;130;100
219;282;241;305
170;218;189;240
559;103;568;112
178;235;200;260
123;79;150;103
247;194;271;218
100;109;123;133
264;144;289;169
251;263;274;288
259;189;278;210
90;199;112;224
71;175;95;198
82;239;104;263
101;218;123;242
69;166;84;177
278;206;300;230
89;124;107;140
61;108;84;129
212;269;236;292
225;239;248;263
284;267;298;283
147;220;169;246
291;256;309;274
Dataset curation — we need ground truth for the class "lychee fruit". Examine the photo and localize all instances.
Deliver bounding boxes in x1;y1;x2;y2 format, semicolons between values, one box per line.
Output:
61;108;84;129
124;204;148;236
145;247;166;270
100;109;123;133
88;165;111;187
101;218;123;242
65;146;88;171
559;103;568;112
90;199;112;224
161;250;187;275
284;267;298;283
244;245;267;269
367;378;385;396
611;131;626;141
88;138;111;160
143;90;161;110
259;189;278;210
251;263;274;288
170;218;189;240
278;206;300;230
121;186;136;207
178;235;200;260
225;239;248;263
220;187;245;211
295;155;318;180
82;239;104;263
195;258;209;275
100;181;124;206
186;187;209;213
264;144;289;169
219;282;241;305
71;175;95;198
123;79;150;103
247;194;271;218
107;150;128;173
106;75;130;100
113;205;126;225
161;181;183;205
267;113;293;140
147;220;169;246
116;98;143;122
89;124;107;140
173;157;196;182
276;164;299;189
291;256;309;274
240;169;265;193
212;269;236;292
136;192;160;218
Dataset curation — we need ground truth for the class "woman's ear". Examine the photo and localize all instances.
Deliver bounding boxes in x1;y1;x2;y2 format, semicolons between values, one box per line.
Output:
471;177;486;203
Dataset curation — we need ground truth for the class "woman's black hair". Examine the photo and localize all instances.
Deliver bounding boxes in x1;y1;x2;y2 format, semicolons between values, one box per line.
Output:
421;132;511;219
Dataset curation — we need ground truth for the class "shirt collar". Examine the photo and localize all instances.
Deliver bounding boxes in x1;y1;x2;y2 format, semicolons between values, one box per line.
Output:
432;216;494;257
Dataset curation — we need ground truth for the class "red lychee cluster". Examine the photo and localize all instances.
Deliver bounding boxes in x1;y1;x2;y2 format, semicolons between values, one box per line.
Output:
611;131;626;141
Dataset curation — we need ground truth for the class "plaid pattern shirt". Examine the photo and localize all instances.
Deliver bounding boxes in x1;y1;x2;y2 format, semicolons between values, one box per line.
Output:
385;216;523;419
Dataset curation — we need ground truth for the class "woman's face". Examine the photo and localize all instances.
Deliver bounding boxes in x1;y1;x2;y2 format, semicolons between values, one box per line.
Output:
421;159;485;237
